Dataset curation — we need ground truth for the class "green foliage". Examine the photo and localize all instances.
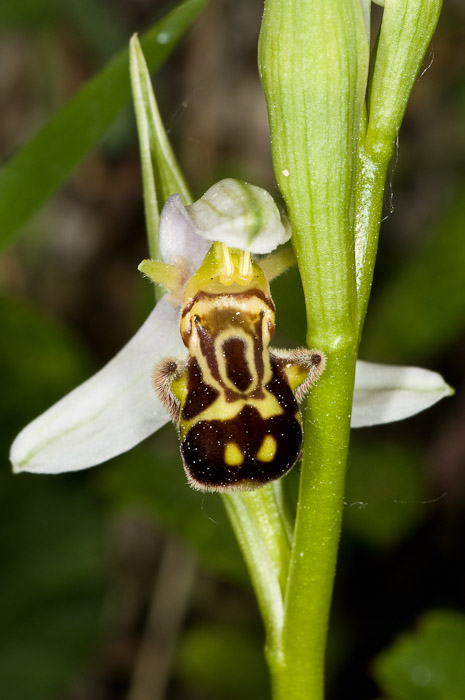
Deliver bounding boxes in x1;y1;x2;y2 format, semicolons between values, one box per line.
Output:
0;0;125;61
99;430;247;587
176;622;270;700
0;293;104;700
130;33;192;258
0;473;105;700
0;0;209;250
362;185;465;363
344;438;427;549
374;611;465;700
270;265;306;347
0;293;92;431
0;0;76;26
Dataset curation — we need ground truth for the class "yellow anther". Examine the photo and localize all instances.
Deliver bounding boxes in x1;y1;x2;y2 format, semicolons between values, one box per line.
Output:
213;241;254;286
217;242;234;285
257;434;277;462
238;250;253;284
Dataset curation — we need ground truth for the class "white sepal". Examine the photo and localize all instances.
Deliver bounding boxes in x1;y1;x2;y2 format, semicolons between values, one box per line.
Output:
352;360;453;428
11;298;184;474
185;178;291;254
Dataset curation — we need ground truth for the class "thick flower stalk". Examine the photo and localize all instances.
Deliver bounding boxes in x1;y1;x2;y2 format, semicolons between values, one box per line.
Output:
259;0;442;698
259;3;368;694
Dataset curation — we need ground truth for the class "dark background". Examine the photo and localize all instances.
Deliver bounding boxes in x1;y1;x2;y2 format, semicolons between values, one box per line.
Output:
1;1;465;698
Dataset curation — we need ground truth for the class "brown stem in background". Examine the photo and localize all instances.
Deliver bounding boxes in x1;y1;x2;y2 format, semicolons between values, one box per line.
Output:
126;537;196;700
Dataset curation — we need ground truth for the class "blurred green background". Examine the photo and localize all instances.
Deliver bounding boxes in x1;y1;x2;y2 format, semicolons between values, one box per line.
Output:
1;1;465;699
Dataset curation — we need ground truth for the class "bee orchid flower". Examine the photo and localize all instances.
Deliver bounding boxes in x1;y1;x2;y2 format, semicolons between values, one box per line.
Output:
10;179;452;479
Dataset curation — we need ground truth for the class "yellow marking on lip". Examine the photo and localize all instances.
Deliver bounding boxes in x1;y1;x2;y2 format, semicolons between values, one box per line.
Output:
199;391;283;422
171;373;188;405
284;363;309;392
177;390;285;440
186;296;273;320
224;442;244;467
257;434;277;462
215;328;263;394
178;392;284;440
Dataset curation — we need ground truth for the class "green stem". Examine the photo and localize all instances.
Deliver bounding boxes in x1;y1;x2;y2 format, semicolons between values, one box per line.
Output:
355;140;391;335
258;3;366;697
272;349;356;700
356;0;443;333
222;484;292;668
